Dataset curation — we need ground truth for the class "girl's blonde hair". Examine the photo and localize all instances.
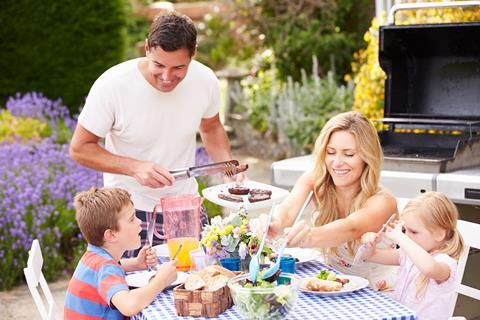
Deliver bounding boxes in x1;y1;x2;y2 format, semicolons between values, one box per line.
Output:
312;111;383;255
402;191;464;298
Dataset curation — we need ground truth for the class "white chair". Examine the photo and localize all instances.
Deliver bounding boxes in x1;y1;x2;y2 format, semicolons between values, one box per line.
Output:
23;239;61;320
449;220;480;319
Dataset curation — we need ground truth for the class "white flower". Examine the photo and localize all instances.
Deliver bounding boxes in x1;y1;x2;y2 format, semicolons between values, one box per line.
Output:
211;215;223;226
232;227;241;238
238;242;247;260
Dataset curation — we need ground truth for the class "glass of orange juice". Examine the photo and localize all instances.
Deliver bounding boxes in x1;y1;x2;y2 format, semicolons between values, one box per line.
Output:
167;237;199;271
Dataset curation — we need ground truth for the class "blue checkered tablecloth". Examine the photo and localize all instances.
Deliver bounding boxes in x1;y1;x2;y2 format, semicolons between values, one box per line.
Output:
132;260;416;320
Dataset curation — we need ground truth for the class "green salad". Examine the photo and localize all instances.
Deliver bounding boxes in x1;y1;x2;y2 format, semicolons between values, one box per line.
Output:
229;270;298;320
316;270;337;281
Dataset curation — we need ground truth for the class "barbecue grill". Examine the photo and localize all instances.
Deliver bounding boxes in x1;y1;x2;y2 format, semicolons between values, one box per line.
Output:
378;1;480;202
378;6;480;173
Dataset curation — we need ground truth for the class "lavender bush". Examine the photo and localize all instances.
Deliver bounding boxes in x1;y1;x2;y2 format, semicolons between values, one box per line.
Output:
0;92;101;290
0;140;102;289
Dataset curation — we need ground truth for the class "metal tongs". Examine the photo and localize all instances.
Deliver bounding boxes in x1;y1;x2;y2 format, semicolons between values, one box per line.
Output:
170;160;248;180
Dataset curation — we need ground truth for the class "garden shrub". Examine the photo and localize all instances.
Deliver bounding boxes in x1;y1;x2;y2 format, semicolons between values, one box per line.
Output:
0;110;50;142
233;57;353;156
351;5;480;123
196;12;258;70
232;0;373;81
0;0;129;114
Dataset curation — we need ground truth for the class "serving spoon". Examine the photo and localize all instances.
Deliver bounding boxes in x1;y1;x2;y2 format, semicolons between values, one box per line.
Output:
249;204;276;283
261;190;314;280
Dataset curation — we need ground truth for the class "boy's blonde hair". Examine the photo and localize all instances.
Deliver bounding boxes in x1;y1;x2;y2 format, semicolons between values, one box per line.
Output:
312;111;383;255
74;187;133;246
402;191;464;298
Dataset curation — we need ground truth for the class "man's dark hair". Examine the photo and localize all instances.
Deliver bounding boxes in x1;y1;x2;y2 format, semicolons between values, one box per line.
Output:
148;11;197;57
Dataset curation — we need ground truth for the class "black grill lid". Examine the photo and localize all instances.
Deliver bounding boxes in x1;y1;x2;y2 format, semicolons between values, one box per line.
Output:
379;22;480;124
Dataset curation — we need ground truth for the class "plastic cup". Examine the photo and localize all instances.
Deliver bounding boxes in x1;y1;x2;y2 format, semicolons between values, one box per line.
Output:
189;248;216;272
279;256;296;273
278;256;296;284
220;257;241;271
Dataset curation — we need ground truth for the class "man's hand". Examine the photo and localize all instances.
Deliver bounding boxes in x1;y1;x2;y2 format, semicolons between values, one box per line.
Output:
223;172;246;184
132;161;174;188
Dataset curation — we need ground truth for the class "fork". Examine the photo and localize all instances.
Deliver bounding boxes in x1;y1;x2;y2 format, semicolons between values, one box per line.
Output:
262;190;314;280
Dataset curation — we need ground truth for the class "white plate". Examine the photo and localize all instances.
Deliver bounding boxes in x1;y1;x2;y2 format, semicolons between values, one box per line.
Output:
283;248;323;265
300;275;369;297
202;180;289;210
126;270;188;289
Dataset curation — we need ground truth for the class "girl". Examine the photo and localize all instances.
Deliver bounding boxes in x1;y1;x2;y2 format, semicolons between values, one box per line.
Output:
361;191;465;319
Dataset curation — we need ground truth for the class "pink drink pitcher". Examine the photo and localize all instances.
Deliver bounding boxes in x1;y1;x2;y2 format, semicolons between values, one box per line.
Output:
152;194;202;271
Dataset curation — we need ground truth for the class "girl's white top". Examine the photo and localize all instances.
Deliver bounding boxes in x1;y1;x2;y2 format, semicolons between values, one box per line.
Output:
394;249;457;320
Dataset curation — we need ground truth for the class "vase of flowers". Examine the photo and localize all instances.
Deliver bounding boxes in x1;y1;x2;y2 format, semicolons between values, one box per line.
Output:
200;207;270;271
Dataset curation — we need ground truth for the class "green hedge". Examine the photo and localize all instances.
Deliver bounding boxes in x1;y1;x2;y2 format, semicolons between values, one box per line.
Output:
0;0;129;114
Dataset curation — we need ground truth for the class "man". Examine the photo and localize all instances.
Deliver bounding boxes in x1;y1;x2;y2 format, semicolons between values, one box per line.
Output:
70;11;242;253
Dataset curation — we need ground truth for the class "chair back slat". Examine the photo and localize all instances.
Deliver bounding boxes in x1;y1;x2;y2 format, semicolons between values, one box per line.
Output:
27;239;44;284
23;239;60;320
449;220;480;316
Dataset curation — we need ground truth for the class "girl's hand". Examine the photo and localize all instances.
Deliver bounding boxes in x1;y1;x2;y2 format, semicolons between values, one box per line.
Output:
361;232;381;248
384;220;405;242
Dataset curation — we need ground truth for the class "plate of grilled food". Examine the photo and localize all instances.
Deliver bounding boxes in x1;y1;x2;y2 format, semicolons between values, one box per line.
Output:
300;270;369;297
202;180;289;210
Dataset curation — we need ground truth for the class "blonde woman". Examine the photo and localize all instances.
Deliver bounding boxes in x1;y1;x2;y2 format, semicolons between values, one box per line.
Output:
361;192;464;319
261;111;398;289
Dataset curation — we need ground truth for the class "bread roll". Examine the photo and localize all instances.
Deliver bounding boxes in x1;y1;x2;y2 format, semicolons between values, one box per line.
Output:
184;274;206;291
197;265;236;279
204;275;230;292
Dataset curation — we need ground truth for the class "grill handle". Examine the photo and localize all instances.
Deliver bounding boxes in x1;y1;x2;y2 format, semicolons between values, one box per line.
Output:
388;1;480;25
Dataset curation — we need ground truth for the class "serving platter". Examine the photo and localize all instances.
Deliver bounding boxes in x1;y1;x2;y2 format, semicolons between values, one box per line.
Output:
202;180;289;210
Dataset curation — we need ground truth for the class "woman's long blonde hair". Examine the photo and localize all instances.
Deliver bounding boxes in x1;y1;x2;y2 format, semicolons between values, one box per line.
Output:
402;191;465;298
312;111;383;255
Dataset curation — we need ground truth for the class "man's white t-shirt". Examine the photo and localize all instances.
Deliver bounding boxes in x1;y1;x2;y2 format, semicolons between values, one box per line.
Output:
78;58;220;211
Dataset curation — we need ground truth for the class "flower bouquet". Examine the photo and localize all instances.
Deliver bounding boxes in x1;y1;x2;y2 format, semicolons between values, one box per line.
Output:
200;207;271;270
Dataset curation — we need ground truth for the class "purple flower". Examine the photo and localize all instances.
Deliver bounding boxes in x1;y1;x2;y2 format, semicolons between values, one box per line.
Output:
0;127;101;289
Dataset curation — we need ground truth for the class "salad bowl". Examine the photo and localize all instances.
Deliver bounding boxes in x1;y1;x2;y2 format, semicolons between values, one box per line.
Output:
227;272;300;319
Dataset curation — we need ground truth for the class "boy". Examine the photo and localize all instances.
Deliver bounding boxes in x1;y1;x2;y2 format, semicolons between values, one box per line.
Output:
64;187;177;319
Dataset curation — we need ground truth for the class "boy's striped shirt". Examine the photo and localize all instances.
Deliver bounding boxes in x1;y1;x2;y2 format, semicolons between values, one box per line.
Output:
64;244;128;319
